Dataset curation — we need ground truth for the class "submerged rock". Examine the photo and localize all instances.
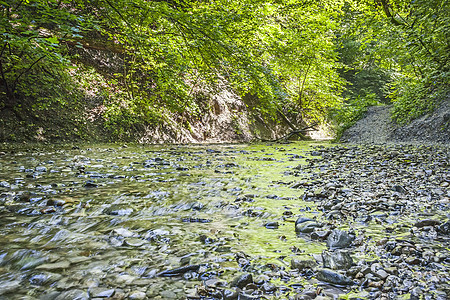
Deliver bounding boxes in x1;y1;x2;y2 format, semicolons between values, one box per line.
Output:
29;272;62;285
55;289;89;300
157;264;203;277
0;280;21;296
0;181;10;188
104;205;133;216
35;166;47;172
129;290;146;299
36;260;71;271
438;221;450;235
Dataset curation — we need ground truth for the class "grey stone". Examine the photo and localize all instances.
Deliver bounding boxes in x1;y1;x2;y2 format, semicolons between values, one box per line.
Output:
291;258;317;271
326;230;355;249
316;269;353;285
295;219;321;233
36;260;71;271
89;287;115;298
231;273;253;289
0;280;21;295
0;181;10;188
129;291;146;300
54;289;89;300
36;166;48;172
322;250;353;270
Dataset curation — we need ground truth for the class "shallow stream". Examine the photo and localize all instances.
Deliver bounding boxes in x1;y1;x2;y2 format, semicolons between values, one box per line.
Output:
0;142;448;300
0;142;331;299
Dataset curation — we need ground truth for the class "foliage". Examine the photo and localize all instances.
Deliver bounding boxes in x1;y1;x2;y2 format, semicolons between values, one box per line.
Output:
352;0;449;124
1;0;448;141
0;0;96;107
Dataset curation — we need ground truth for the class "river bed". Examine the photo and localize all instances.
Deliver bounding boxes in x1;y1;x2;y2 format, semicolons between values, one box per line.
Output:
0;142;448;299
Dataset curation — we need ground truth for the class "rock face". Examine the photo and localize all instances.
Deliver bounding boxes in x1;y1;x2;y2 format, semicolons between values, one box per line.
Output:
341;99;450;145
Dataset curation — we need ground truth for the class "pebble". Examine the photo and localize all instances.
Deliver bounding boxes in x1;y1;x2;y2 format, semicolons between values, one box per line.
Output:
264;221;279;229
159;290;177;299
129;291;146;299
124;238;145;247
0;280;22;295
0;181;10;188
89;287;115;298
36;260;71;271
55;289;89;300
35;166;47;172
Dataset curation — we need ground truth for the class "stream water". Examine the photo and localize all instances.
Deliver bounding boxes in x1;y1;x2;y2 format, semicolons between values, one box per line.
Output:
0;142;448;300
0;142;330;299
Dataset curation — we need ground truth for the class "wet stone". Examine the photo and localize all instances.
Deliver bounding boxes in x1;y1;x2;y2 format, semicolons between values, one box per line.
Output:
322;250;353;271
129;291;146;299
223;289;238;300
438;221;450;235
54;289;89;300
89;287;115;298
264;221;279;229
36;260;71;271
326;229;355;249
261;282;277;293
84;180;98;188
415;219;441;228
124;238;145;247
295;218;321;233
0;280;21;295
291;258;317;271
0;181;10;188
316;269;353;285
239;292;260;300
231;273;253;289
160;290;177;299
29;272;62;285
40;291;61;300
104;205;133;216
35;166;47;172
115;274;136;285
375;269;389;280
113;228;135;237
311;230;331;240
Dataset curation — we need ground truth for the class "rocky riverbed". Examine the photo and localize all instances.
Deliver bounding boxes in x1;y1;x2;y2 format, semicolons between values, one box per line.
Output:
0;142;448;299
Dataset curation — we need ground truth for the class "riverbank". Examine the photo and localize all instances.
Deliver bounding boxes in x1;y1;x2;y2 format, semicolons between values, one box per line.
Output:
341;99;450;145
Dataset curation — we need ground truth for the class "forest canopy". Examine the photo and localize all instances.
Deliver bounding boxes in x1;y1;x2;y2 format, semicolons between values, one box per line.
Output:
0;0;448;138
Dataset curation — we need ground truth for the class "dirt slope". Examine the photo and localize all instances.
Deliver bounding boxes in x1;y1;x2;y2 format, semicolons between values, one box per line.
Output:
341;98;450;145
